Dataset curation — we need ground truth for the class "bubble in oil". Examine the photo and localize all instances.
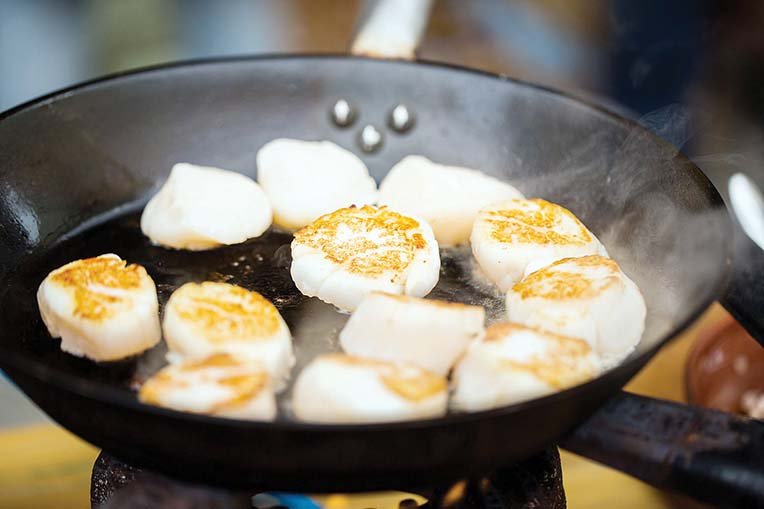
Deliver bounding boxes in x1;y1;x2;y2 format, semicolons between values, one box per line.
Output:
431;245;506;323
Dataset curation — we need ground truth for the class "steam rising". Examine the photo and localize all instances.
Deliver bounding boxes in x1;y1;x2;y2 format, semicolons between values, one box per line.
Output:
506;103;729;356
276;103;732;379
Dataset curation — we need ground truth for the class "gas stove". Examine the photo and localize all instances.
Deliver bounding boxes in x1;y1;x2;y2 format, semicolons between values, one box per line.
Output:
90;448;565;508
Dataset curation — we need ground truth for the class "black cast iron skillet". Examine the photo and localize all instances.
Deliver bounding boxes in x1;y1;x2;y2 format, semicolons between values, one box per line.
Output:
0;56;763;507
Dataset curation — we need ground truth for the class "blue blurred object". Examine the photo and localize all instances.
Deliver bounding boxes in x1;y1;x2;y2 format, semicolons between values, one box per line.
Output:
0;0;298;111
608;0;712;115
0;0;91;110
253;492;322;509
178;0;294;58
465;0;596;79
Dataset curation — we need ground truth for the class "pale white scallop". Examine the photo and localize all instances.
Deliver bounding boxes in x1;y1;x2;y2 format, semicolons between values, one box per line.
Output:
471;198;608;291
290;205;440;311
292;354;448;423
339;292;485;375
140;163;272;250
379;155;524;246
138;353;276;421
506;255;646;367
256;139;378;231
451;322;600;412
162;282;294;388
36;254;161;361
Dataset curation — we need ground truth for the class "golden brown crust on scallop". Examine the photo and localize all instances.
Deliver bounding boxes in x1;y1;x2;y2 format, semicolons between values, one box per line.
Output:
181;352;242;370
138;353;269;413
369;292;479;310
511;255;619;300
211;373;269;413
321;353;446;402
483;322;595;388
168;282;281;342
49;255;145;321
292;205;427;277
482;198;592;246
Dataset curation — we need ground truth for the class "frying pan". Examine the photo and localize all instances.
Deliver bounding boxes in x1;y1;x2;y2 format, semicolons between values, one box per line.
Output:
1;4;763;507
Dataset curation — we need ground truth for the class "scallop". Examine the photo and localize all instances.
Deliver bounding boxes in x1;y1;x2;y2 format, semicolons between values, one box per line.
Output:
339;292;484;375
140;163;272;250
36;254;161;361
451;322;600;411
292;354;448;423
139;353;276;421
256;139;378;231
471;198;607;291
162;282;294;388
506;255;646;367
379;155;524;246
290;205;440;311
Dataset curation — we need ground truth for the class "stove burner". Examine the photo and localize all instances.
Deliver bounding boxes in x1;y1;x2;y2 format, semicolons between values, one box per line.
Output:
90;448;565;508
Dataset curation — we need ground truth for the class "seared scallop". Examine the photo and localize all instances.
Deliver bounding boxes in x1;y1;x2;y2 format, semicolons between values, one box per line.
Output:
139;353;276;421
163;282;294;387
36;254;161;361
292;354;447;423
140;163;272;250
506;255;646;367
290;205;440;311
379;155;524;246
339;292;484;375
256;139;378;231
471;199;607;291
451;322;600;411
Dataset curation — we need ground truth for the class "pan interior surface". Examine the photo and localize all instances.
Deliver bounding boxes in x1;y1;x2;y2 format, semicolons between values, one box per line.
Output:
0;57;730;487
10;210;508;416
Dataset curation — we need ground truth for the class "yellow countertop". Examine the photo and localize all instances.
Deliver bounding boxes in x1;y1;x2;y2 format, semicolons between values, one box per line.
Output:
0;305;725;509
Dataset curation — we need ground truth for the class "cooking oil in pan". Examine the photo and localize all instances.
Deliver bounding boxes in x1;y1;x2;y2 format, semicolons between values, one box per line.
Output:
17;210;505;420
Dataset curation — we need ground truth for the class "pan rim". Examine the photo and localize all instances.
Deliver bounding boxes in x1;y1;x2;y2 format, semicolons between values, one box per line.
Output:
0;53;732;432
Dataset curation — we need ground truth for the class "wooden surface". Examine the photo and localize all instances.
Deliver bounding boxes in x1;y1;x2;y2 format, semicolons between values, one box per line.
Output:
0;304;726;509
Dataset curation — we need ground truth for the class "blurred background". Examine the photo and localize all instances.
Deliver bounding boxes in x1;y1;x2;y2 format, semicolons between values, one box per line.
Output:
2;0;764;204
1;1;763;508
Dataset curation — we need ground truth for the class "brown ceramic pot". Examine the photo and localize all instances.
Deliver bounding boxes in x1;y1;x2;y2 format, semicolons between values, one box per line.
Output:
686;313;764;416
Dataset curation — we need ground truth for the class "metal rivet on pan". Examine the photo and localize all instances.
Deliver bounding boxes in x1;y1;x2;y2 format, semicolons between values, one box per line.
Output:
358;124;383;153
330;98;356;127
388;104;415;133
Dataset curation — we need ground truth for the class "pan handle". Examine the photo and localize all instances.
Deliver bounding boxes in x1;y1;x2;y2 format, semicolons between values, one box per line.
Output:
350;0;435;59
719;176;764;347
559;391;764;508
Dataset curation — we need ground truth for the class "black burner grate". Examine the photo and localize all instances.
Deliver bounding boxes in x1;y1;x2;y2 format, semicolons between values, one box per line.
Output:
91;448;565;509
